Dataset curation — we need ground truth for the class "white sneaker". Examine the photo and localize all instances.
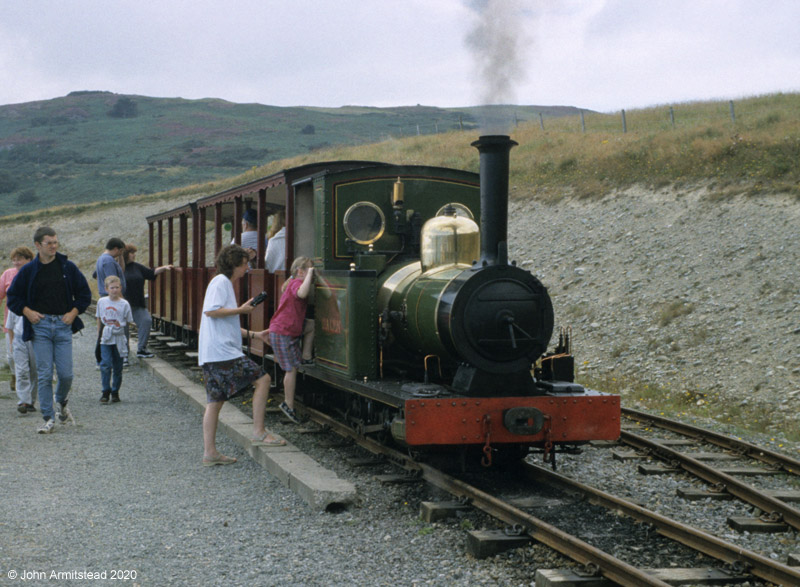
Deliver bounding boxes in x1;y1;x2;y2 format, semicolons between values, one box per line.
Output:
37;419;55;434
57;403;74;425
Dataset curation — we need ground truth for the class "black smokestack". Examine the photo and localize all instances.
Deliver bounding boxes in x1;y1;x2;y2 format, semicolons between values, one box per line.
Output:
472;134;517;266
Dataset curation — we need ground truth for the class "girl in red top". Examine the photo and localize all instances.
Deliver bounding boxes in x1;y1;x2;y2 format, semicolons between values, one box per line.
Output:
268;256;314;423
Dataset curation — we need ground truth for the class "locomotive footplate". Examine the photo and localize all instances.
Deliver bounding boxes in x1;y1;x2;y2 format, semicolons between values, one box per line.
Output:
400;391;620;446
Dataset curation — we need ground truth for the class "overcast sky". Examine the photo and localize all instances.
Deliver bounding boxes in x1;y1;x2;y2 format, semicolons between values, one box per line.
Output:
2;0;798;113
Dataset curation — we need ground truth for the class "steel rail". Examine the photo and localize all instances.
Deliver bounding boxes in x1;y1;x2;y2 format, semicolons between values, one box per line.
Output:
302;406;671;587
522;461;800;587
621;429;800;532
623;407;800;475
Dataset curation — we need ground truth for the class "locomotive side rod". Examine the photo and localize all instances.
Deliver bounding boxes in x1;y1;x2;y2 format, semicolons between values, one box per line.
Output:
301;404;671;587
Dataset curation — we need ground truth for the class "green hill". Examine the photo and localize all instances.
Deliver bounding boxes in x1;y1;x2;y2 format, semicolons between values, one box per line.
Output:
0;91;583;216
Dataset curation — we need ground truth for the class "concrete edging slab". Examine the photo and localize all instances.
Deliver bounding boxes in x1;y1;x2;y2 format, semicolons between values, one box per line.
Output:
140;355;357;511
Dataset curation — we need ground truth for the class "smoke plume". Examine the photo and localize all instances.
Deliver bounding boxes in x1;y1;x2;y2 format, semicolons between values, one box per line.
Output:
465;0;527;133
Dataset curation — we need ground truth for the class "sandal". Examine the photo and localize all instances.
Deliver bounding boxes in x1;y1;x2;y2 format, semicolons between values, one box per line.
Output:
202;454;237;467
251;431;286;446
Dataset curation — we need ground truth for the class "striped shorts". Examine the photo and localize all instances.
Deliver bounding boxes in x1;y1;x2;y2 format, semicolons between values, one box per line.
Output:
269;332;301;371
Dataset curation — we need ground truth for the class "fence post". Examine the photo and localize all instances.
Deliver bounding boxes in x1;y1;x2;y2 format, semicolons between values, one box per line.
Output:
539;112;544;130
729;100;736;124
416;124;420;136
669;106;675;128
621;109;627;133
580;110;586;133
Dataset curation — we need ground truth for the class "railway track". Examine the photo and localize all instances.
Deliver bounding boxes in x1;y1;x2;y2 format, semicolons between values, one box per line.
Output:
149;339;799;585
621;408;800;476
299;403;800;586
616;408;800;534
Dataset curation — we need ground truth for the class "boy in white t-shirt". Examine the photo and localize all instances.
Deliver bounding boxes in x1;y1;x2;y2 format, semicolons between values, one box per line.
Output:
5;309;38;413
95;275;133;404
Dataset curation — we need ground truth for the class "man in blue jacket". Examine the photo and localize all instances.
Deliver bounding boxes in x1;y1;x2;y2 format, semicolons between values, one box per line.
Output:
7;226;91;434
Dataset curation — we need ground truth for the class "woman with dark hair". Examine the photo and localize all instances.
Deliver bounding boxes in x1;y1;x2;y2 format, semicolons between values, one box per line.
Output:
121;245;171;359
199;245;284;467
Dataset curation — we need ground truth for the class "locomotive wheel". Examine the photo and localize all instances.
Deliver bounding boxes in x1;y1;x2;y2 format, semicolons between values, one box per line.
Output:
373;407;394;445
345;396;363;431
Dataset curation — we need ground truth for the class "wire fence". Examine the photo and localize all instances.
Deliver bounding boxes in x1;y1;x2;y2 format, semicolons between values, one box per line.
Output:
365;97;796;142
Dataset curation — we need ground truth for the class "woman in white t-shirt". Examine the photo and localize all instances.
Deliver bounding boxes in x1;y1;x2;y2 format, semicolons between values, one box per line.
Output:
199;245;285;467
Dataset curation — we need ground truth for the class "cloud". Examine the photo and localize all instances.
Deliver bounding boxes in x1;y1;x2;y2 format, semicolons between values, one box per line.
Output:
0;0;798;111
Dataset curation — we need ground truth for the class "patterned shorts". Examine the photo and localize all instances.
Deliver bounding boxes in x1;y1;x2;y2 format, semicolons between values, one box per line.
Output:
269;332;301;371
202;356;264;403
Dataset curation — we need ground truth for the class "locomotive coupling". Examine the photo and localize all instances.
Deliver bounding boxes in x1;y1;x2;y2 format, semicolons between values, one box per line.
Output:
503;407;545;435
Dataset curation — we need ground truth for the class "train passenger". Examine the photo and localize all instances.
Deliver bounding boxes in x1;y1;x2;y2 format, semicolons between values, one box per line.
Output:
95;238;127;366
0;246;35;391
267;256;315;424
263;211;313;361
6;226;92;434
231;209;266;265
199;245;284;467
96;275;133;404
121;244;172;359
95;238;126;296
6;309;38;414
264;210;286;273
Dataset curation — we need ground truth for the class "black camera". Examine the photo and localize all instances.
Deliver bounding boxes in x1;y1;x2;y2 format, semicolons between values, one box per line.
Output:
250;291;268;307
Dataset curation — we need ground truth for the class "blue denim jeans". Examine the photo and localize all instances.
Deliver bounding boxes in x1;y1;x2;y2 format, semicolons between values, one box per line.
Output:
100;344;123;394
31;315;74;421
131;306;152;353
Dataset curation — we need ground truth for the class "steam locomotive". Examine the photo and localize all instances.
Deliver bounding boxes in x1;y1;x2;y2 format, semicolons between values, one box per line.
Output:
147;135;620;466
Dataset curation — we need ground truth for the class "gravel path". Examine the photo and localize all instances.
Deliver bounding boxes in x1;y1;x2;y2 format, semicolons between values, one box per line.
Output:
0;330;553;586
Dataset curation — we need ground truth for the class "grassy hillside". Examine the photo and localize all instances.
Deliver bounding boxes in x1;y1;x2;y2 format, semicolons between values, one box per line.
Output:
190;92;800;201
0;91;580;216
0;92;797;227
